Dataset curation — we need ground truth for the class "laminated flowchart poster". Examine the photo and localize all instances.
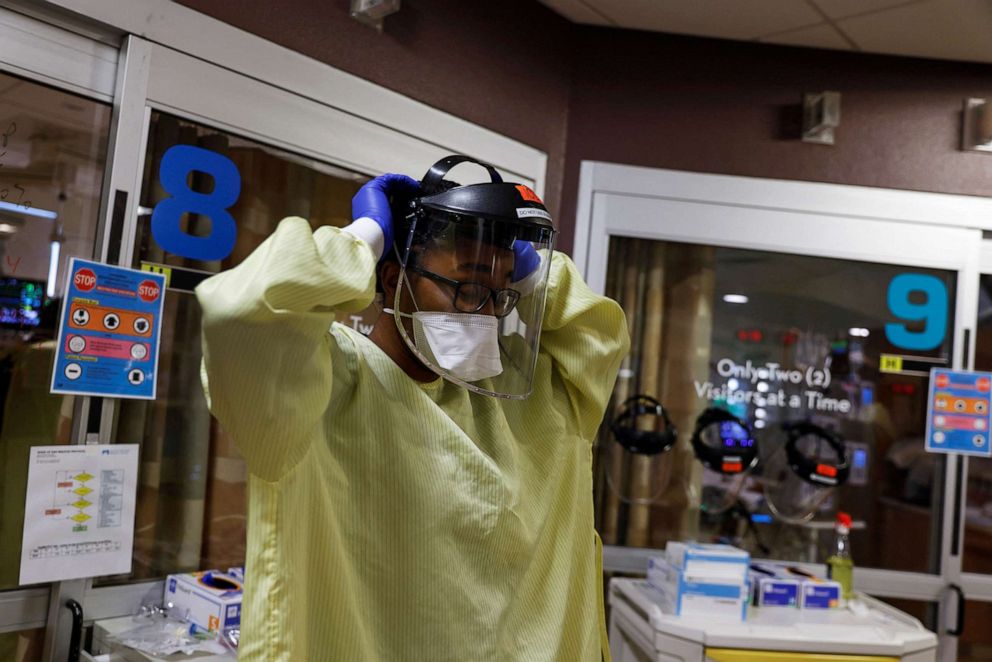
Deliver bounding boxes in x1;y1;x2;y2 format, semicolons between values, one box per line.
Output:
19;444;139;585
50;257;166;400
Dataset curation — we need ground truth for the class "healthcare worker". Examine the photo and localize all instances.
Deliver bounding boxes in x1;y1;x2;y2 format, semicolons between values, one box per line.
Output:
196;155;630;661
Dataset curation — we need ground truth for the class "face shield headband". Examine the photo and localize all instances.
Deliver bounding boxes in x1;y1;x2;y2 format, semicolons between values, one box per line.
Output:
759;422;848;526
610;394;678;455
783;422;850;487
691;407;758;475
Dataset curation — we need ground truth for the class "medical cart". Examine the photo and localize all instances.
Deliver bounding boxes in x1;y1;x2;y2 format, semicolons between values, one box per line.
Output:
608;578;937;662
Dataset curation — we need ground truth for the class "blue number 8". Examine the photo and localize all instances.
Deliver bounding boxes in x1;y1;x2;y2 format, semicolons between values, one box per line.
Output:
151;145;241;261
885;274;948;351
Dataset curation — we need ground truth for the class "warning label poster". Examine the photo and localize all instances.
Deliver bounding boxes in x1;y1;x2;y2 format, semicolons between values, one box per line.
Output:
50;258;166;400
925;368;992;457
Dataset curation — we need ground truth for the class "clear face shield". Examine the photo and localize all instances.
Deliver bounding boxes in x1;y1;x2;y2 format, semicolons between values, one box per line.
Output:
759;422;849;524
604;395;679;505
691;409;759;518
389;211;555;399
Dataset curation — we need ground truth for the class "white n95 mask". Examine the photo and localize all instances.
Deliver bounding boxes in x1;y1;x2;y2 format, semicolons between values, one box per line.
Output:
385;309;504;382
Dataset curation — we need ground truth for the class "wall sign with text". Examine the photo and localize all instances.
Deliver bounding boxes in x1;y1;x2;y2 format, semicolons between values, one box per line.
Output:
925;368;992;457
51;258;166;400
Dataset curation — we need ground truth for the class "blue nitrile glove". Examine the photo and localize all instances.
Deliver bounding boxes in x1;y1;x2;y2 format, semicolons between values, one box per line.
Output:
349;174;420;260
512;240;541;282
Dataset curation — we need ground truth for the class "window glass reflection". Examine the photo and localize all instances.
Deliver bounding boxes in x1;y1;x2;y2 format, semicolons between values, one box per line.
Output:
595;237;954;573
0;71;109;590
961;599;992;661
0;626;46;661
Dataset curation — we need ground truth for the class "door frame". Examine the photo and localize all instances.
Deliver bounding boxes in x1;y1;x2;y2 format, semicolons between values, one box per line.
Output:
950;242;992;653
575;160;992;662
0;5;119;657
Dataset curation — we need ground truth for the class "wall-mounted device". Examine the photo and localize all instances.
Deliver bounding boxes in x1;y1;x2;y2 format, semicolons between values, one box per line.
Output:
350;0;401;31
802;91;841;145
962;98;992;152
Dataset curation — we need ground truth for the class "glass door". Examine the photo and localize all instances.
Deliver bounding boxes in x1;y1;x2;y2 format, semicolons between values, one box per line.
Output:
578;163;987;662
596;236;954;578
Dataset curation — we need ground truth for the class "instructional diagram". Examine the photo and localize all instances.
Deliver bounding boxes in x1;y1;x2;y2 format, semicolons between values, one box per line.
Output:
925;368;992;457
50;258;165;400
49;468;125;532
20;445;139;585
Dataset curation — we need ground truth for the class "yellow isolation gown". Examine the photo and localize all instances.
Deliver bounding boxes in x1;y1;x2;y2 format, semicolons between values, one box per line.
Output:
196;216;630;661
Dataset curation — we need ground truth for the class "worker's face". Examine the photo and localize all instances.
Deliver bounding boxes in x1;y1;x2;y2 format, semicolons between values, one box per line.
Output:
389;238;514;317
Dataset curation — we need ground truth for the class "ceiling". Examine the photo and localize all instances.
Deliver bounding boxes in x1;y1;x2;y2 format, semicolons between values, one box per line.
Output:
537;0;992;64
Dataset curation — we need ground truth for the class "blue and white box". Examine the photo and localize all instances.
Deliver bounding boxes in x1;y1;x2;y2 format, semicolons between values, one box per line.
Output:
755;577;800;607
648;544;750;622
164;570;242;632
799;579;842;609
666;542;750;580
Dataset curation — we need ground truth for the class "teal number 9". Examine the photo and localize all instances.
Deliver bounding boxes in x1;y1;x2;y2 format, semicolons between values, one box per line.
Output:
885;274;948;351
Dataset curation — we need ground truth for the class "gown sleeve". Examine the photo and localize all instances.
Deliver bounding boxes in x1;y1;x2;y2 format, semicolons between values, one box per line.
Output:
537;252;631;440
196;216;377;480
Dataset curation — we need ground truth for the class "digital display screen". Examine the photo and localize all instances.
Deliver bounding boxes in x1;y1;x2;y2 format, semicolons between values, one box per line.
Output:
0;277;45;328
719;421;754;448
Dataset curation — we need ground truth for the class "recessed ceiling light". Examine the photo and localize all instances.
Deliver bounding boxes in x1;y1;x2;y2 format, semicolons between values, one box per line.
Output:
723;294;748;304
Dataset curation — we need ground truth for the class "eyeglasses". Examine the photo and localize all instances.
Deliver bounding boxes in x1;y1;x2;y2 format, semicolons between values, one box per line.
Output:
406;264;521;318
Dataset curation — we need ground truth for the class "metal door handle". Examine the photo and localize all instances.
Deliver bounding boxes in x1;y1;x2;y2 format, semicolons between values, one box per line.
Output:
65;598;83;662
947;583;965;636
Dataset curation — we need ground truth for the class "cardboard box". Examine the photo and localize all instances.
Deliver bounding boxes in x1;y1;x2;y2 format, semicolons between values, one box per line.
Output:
164;570;242;632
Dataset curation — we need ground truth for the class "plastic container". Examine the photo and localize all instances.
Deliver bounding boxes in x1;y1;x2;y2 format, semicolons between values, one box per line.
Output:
826;511;854;600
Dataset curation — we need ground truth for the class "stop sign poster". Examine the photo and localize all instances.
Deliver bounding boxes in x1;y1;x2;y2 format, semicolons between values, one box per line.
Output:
50;258;166;400
925;368;992;456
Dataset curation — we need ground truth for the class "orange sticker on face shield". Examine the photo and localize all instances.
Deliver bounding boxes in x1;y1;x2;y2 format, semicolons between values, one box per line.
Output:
515;185;543;204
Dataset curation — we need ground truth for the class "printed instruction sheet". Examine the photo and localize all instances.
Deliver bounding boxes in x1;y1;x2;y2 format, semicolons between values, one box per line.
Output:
50;258;166;400
20;444;139;585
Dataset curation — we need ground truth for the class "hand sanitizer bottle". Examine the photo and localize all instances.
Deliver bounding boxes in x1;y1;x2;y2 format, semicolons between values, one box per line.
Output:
827;511;854;600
